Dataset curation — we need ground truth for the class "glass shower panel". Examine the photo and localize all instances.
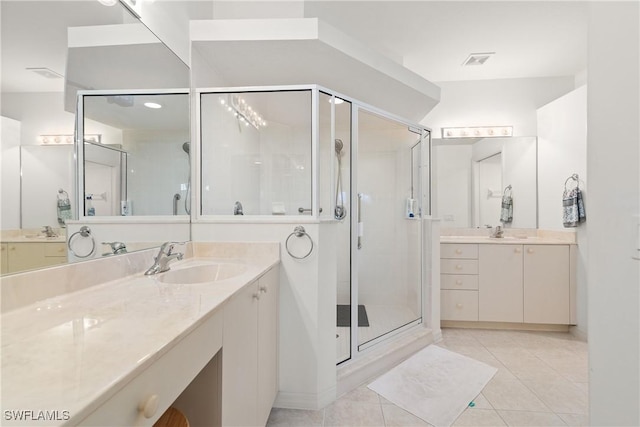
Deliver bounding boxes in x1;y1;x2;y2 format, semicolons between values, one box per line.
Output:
356;109;422;350
320;92;353;365
200;90;312;216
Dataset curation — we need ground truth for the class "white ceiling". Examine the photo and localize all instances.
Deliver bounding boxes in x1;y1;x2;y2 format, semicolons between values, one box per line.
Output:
303;1;589;83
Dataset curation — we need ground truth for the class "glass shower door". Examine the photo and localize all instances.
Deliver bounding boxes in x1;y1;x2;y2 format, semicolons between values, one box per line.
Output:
355;109;424;350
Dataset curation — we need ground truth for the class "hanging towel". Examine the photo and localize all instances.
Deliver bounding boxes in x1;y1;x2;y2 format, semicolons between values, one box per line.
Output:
500;188;513;224
562;187;586;227
57;191;72;227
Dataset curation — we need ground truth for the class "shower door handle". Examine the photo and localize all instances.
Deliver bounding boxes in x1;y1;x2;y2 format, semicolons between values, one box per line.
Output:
357;193;363;249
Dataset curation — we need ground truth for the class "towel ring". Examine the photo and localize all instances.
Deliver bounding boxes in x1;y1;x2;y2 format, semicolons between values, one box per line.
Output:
285;226;314;260
564;173;580;191
68;226;96;258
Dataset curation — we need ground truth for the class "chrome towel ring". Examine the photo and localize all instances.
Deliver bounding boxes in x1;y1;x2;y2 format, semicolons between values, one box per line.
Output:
285;226;314;260
68;226;96;258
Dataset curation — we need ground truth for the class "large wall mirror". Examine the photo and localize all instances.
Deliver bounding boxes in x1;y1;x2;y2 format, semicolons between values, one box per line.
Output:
433;136;538;229
0;1;190;275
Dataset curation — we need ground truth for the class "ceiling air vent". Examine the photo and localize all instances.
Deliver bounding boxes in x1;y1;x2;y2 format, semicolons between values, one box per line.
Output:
462;52;495;66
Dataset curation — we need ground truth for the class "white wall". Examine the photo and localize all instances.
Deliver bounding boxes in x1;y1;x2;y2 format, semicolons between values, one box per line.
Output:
424;76;576;138
537;86;587;337
1;117;21;229
587;2;640;425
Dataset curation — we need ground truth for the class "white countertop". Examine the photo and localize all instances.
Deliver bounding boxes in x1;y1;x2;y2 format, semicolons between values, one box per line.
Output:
1;235;66;243
440;236;575;245
1;255;279;426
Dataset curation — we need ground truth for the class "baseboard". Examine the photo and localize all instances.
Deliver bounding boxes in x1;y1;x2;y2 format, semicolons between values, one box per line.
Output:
273;385;336;411
441;320;570;332
569;325;588;341
336;325;434;398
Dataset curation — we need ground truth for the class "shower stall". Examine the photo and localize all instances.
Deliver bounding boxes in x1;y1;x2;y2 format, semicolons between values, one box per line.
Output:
196;85;431;366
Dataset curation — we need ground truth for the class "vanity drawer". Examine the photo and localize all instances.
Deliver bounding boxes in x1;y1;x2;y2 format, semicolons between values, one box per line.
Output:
441;259;479;275
441;290;479;321
441;244;478;259
78;308;223;426
44;243;66;257
441;274;479;290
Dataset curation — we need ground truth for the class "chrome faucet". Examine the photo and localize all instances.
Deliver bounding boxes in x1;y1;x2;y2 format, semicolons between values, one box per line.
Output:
233;201;244;215
41;226;58;238
102;241;127;256
144;242;184;275
490;225;504;238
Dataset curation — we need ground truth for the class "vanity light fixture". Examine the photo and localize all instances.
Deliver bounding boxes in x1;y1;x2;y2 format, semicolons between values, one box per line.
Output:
144;102;162;109
39;134;102;145
219;95;267;130
441;126;513;139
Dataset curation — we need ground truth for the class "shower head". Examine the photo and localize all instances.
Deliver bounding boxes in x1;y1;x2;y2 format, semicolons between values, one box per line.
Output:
335;139;343;155
182;142;190;154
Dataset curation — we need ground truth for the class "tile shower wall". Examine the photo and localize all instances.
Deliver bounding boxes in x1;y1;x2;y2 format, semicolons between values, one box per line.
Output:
357;128;421;316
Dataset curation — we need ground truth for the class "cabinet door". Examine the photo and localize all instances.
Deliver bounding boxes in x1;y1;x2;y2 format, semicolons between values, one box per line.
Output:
222;282;259;426
7;243;46;273
524;245;570;324
1;243;7;275
257;268;279;425
479;244;523;322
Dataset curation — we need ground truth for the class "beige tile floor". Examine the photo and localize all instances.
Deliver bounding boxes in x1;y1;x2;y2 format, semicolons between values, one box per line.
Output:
268;328;589;426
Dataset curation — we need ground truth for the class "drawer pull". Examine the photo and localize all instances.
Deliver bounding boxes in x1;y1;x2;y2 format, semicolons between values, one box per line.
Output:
455;249;462;255
139;394;159;419
514;247;521;253
253;293;260;301
527;248;534;254
455;264;463;270
259;286;268;293
456;279;463;285
456;303;463;309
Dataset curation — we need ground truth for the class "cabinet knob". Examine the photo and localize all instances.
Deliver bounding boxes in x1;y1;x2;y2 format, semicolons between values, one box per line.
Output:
527;248;534;254
455;264;463;270
253;293;260;301
138;394;159;419
456;303;463;309
514;247;521;253
455;249;462;255
259;286;268;293
456;279;463;285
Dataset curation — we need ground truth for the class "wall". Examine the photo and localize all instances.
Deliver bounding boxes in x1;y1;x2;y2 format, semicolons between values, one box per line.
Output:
587;2;640;425
1;117;21;229
424;76;576;138
537;86;587;336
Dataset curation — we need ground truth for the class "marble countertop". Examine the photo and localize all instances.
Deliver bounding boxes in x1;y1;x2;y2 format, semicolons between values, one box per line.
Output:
440;236;575;245
1;254;279;426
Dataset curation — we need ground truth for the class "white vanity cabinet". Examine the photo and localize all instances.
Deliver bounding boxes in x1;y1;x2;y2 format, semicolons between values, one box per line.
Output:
441;241;574;327
222;267;279;427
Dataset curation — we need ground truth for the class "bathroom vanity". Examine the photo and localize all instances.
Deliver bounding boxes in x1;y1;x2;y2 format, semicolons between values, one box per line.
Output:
440;234;576;329
0;242;279;427
0;236;67;275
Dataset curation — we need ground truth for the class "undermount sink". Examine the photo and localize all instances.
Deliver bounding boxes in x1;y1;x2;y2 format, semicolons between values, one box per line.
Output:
157;263;247;284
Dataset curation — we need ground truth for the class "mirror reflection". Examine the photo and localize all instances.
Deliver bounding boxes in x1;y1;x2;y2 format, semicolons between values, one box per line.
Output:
81;91;190;216
1;1;190;275
433;136;537;229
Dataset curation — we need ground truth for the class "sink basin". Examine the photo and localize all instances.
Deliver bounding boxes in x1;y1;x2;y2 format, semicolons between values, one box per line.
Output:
157;263;247;284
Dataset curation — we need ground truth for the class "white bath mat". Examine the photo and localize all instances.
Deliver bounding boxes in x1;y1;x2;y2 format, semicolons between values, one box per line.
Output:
367;345;497;427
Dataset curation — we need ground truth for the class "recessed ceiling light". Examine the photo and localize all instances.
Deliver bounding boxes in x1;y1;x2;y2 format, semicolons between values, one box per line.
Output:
144;102;162;109
26;67;63;79
462;52;495;67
